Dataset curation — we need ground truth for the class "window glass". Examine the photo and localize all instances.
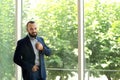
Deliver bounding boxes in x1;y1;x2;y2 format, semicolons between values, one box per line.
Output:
22;0;78;80
0;0;16;80
85;0;120;80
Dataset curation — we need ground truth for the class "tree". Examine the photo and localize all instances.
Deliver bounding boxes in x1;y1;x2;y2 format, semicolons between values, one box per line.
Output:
85;0;120;80
0;0;15;80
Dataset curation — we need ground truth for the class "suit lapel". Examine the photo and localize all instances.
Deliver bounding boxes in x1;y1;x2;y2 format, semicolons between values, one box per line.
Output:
25;36;35;53
37;37;43;44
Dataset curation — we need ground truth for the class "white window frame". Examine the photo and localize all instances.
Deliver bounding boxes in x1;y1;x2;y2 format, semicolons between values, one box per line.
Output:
15;0;22;80
78;0;84;80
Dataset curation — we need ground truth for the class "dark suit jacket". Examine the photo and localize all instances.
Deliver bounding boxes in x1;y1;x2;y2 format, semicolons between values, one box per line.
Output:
13;35;51;80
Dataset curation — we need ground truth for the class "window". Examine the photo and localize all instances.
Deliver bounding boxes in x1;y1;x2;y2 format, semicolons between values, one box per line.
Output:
84;0;120;80
22;0;78;80
0;0;16;80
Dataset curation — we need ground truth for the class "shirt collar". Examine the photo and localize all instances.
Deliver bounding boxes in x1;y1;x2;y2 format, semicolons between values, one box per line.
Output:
28;34;37;40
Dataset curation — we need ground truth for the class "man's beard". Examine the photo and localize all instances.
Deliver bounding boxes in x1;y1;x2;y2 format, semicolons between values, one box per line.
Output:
29;32;37;38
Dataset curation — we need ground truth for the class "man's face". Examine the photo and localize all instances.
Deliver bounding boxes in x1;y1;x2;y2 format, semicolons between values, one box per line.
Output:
27;23;38;38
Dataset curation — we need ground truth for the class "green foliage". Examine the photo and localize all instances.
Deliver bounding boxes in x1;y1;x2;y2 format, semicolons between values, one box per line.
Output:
85;0;120;79
0;0;15;80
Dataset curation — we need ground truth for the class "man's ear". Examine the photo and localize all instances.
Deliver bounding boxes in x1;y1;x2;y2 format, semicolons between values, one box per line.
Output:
26;27;28;31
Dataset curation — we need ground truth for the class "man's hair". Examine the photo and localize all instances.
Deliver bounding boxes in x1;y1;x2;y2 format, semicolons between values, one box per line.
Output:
26;21;35;27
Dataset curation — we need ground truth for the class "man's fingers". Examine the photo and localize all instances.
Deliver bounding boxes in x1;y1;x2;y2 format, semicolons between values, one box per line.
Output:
32;65;39;72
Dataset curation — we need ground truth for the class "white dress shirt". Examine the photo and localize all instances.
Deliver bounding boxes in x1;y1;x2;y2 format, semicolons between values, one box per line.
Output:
28;35;40;66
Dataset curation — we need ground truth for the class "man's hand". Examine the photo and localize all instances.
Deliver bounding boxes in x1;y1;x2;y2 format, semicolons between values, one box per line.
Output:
32;65;39;72
36;42;43;50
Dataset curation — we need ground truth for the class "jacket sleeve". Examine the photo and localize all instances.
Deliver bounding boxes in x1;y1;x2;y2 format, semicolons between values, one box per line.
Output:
13;41;34;72
40;38;51;56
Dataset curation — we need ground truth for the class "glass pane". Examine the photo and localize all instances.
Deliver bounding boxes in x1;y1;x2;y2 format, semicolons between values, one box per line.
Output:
85;0;120;80
22;0;78;80
0;0;16;80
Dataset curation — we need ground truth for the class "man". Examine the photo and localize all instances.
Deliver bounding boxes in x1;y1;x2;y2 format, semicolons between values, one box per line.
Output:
13;21;51;80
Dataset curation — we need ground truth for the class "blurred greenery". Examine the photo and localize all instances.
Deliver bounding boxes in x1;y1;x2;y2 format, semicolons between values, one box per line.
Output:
0;0;15;80
85;0;120;80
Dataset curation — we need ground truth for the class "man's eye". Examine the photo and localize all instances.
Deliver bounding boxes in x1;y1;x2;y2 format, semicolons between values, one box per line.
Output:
30;28;33;30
